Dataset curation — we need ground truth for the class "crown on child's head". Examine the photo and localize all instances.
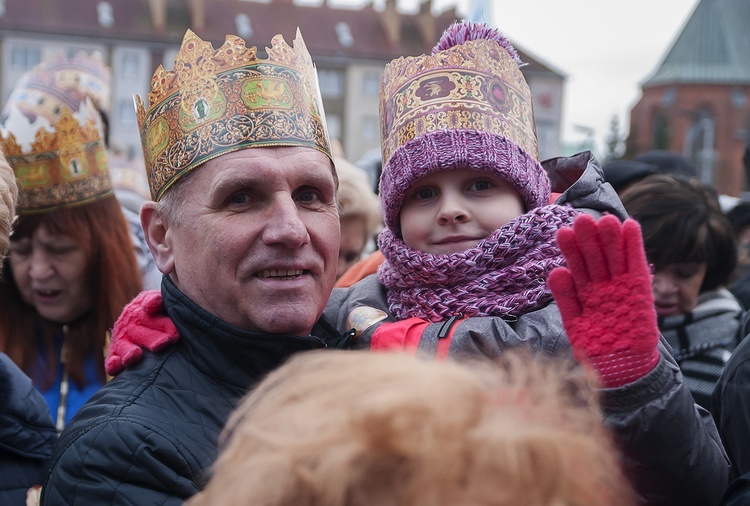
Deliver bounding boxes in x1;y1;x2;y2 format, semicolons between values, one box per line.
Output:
135;29;332;201
379;23;538;170
1;100;111;214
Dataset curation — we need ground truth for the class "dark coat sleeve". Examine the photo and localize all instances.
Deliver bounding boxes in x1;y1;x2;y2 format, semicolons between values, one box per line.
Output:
41;418;200;506
713;333;750;482
603;341;730;506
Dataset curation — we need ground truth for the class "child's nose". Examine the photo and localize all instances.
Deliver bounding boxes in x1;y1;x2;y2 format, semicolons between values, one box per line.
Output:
652;272;678;295
437;195;469;224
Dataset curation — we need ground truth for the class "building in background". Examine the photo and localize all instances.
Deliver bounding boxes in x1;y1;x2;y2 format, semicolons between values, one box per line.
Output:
0;0;564;166
628;0;750;196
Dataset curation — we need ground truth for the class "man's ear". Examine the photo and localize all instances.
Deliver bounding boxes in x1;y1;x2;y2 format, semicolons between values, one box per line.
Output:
141;202;175;275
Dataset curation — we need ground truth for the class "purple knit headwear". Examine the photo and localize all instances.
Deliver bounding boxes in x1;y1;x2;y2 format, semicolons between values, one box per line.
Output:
379;21;550;238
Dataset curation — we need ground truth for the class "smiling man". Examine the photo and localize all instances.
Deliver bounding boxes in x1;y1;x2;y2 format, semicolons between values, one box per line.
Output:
41;29;348;505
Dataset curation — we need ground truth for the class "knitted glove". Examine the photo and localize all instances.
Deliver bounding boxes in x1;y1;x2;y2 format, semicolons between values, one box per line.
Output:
105;290;180;376
548;213;660;388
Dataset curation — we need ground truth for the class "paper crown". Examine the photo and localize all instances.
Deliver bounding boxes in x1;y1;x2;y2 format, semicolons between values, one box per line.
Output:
136;29;332;201
2;51;112;126
379;35;539;169
0;100;112;214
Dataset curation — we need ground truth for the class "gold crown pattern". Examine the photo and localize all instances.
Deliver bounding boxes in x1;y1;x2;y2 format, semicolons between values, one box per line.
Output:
136;29;331;201
1;105;111;213
380;38;538;167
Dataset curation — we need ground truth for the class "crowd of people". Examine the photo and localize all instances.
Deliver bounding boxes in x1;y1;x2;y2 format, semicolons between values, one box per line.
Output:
0;18;749;506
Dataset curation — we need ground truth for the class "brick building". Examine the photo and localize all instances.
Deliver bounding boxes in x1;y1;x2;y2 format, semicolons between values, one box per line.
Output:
628;0;750;196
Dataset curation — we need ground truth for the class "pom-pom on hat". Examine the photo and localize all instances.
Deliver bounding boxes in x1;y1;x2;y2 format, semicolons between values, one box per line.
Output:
379;21;550;237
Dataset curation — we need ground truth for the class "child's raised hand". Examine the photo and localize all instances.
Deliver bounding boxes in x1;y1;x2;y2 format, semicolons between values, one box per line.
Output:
548;213;660;388
105;290;180;376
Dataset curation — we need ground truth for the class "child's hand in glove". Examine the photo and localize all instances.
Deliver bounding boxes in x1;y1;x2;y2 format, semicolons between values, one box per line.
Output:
548;213;660;388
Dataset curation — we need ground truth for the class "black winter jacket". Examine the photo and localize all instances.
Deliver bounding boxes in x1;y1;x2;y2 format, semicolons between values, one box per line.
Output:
41;277;345;505
0;352;56;505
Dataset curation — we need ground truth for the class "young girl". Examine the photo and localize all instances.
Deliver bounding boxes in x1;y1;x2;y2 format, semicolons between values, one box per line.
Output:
107;21;730;504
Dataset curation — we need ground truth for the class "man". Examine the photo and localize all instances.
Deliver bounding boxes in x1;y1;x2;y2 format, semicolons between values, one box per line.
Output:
41;29;347;505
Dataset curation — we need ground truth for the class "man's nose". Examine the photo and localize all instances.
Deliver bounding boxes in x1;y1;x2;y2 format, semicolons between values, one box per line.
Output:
262;196;311;248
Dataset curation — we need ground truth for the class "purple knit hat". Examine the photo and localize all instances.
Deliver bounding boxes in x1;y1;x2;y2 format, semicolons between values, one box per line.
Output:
379;21;550;237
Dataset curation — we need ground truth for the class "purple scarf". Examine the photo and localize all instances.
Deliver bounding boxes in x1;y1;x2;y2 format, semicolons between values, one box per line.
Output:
377;204;581;322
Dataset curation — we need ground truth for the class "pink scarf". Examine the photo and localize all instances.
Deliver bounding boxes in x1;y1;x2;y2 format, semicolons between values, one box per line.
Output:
377;204;581;322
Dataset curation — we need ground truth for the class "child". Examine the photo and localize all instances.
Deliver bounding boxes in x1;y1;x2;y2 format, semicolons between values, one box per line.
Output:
187;350;635;506
107;21;730;504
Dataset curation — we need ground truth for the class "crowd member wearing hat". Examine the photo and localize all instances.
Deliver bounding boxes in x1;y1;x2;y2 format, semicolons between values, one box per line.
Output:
106;21;730;505
0;96;142;433
188;350;635;506
41;29;349;505
2;52;161;291
0;148;57;506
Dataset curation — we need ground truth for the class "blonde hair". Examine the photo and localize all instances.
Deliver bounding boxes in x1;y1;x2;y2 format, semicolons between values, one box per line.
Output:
189;350;634;506
335;156;381;237
0;150;17;257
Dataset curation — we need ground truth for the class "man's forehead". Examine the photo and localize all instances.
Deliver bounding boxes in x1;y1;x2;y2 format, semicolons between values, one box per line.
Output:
204;146;336;182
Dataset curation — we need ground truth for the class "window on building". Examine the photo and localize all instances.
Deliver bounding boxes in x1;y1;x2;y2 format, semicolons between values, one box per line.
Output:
362;71;380;97
11;46;41;70
235;14;253;39
361;116;378;142
326;114;342;143
118;98;136;125
97;2;114;27
335;22;354;48
121;52;140;79
318;69;344;99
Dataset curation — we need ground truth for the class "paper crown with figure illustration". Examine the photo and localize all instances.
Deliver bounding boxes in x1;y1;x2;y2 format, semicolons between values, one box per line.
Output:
2;51;112;126
0;98;111;214
379;28;539;168
135;29;332;201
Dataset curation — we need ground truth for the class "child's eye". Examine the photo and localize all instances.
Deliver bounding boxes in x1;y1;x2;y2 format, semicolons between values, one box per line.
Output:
469;180;493;191
413;188;436;200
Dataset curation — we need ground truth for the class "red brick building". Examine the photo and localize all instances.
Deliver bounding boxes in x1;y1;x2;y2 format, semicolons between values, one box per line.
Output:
628;0;750;196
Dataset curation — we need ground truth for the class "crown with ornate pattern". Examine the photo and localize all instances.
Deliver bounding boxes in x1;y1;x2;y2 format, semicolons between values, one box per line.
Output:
136;29;331;201
380;34;538;168
0;99;111;214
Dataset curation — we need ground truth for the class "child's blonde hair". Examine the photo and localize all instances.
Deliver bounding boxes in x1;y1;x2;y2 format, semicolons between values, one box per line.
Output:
189;350;634;506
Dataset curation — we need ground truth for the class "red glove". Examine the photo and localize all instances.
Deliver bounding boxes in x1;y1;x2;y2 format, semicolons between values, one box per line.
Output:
548;213;660;388
105;290;180;376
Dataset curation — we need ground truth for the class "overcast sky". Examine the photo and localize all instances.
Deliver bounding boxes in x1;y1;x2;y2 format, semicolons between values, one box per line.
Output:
474;0;702;157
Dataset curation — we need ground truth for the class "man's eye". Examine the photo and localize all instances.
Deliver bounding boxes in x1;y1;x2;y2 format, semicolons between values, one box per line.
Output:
297;189;322;204
228;193;250;205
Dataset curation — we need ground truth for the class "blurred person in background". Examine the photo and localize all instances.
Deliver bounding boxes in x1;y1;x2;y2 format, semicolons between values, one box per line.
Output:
0;93;142;431
0;148;56;505
188;350;635;506
620;173;743;409
1;52;160;290
334;156;381;280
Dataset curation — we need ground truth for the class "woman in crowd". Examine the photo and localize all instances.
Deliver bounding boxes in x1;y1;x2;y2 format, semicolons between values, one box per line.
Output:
0;97;141;431
620;173;744;409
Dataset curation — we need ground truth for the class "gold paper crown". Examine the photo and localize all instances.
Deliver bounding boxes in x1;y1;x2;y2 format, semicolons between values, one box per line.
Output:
0;102;111;214
380;37;538;167
136;29;331;201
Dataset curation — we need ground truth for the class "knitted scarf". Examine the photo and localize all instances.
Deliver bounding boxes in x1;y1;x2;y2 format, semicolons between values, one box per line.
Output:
378;204;581;322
